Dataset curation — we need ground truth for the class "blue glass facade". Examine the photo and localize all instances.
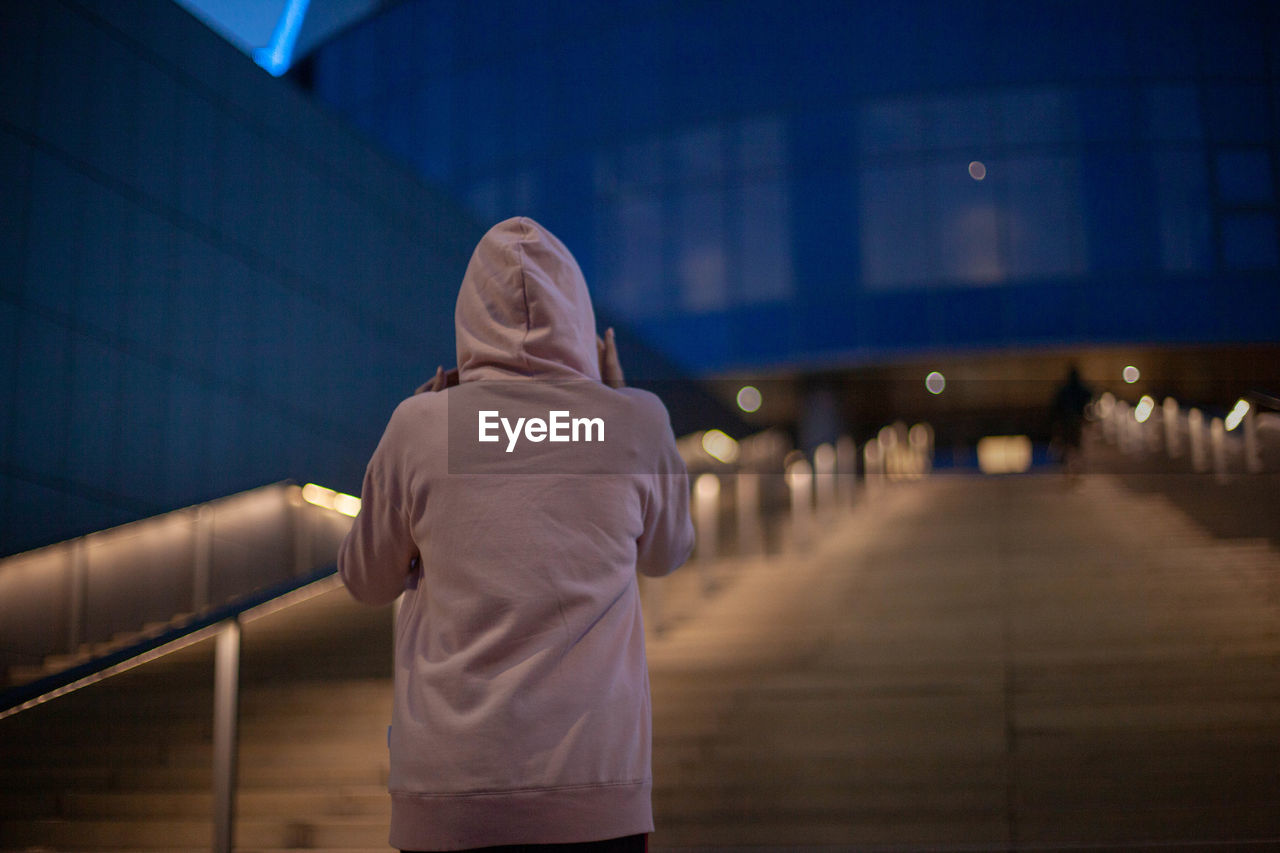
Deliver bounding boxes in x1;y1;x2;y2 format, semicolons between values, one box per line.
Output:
308;0;1280;375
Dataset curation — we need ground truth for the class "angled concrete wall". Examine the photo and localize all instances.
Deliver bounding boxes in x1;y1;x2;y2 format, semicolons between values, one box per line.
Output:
0;1;483;555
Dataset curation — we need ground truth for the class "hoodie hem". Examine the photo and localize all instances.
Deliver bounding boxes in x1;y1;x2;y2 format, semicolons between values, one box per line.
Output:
389;779;653;851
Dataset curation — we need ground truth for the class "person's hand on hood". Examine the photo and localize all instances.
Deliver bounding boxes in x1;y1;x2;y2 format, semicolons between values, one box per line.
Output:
597;327;624;389
416;366;459;395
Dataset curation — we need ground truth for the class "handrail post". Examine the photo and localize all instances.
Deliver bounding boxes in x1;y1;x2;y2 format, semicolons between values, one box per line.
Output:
836;435;857;506
1188;408;1207;472
212;618;241;853
1210;417;1227;483
1162;397;1182;458
785;457;813;551
1243;406;1262;474
813;443;836;513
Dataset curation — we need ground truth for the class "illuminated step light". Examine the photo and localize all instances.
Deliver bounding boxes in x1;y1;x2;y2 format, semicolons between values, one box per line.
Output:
1123;365;1140;384
1224;399;1250;432
1134;395;1156;424
977;435;1032;475
736;385;762;413
701;429;740;464
300;483;361;517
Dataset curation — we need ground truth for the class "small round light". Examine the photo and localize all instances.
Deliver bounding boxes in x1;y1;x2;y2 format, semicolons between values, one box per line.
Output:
968;161;987;181
736;385;762;413
1123;365;1140;384
925;371;946;394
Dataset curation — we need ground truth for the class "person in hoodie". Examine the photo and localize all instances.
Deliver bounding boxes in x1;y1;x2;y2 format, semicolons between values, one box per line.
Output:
338;217;695;853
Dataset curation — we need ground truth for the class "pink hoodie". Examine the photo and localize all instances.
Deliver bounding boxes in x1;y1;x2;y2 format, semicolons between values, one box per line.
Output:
338;217;694;850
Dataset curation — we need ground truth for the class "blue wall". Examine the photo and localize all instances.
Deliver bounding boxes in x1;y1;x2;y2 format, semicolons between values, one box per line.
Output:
0;1;481;555
308;0;1280;375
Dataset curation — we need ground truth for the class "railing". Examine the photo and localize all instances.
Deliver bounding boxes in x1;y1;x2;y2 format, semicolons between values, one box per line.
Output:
657;424;934;632
1096;389;1278;479
0;482;358;853
0;563;345;849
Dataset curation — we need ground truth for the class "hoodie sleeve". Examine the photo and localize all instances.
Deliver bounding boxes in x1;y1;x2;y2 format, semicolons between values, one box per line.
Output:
632;393;696;578
338;407;420;605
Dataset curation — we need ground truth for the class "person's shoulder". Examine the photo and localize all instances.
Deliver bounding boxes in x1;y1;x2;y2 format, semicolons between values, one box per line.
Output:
613;387;678;436
394;387;451;415
381;389;450;441
615;386;669;416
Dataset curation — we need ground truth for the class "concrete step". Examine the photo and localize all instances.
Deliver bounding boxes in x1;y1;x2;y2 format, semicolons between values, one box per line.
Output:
0;816;390;849
121;760;388;789
237;683;391;716
163;736;388;769
652;778;1004;817
0;845;209;850
1;719;385;756
0;764;117;791
651;812;1008;849
0;790;60;819
61;786;389;819
0;709;387;746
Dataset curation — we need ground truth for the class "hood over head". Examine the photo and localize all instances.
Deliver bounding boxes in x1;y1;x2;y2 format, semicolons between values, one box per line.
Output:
455;217;601;382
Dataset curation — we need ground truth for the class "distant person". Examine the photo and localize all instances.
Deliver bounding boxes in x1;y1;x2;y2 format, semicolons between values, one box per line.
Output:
338;217;695;853
1050;365;1094;481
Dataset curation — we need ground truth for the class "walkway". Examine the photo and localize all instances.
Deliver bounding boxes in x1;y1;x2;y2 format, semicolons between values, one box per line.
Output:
4;472;1277;851
647;474;1280;851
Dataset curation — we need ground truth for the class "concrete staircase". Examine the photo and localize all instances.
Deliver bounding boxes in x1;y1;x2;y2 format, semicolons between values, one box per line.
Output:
6;473;1278;851
0;543;735;852
643;474;1280;850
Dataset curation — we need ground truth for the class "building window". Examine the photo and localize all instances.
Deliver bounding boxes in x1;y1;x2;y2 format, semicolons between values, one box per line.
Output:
1221;213;1279;271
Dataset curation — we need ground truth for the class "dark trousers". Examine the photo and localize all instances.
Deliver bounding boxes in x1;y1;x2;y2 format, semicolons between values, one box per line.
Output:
403;834;647;853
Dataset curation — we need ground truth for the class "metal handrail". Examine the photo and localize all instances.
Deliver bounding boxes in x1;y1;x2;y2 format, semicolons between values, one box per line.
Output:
0;563;338;718
0;562;343;853
1097;390;1271;478
1247;389;1280;412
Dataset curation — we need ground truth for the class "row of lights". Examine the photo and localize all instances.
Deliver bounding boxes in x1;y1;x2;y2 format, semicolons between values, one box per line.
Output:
300;483;361;517
738;364;1248;431
1125;393;1251;432
924;365;1144;395
306;382;1250;521
739;365;1148;406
